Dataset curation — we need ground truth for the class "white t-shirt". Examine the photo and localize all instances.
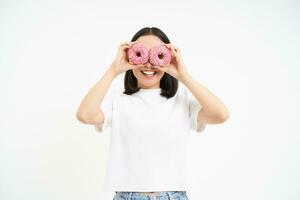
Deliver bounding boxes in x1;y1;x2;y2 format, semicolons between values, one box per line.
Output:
95;85;206;192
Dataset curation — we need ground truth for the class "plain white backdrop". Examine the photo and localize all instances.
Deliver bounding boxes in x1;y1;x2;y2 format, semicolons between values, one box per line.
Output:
0;0;298;200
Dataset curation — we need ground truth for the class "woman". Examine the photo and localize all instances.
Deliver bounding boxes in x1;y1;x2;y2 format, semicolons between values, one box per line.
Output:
76;27;230;200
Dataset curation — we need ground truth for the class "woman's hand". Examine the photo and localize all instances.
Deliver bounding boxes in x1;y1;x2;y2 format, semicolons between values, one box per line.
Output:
109;41;144;76
152;43;189;81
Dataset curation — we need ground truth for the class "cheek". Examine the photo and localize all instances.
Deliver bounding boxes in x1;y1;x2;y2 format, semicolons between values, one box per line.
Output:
132;69;146;79
131;69;140;78
158;71;165;78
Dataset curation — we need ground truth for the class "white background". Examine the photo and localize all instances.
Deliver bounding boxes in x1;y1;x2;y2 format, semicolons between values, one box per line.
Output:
0;0;298;200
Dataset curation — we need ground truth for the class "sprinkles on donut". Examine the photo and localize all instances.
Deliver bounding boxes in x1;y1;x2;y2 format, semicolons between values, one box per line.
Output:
127;43;149;65
149;45;172;67
127;42;172;67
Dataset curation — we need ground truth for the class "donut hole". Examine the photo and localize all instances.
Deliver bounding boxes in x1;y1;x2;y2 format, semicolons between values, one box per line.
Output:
158;53;164;59
136;52;141;57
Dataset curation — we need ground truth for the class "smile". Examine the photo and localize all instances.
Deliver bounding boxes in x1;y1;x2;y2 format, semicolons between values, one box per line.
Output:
141;70;157;76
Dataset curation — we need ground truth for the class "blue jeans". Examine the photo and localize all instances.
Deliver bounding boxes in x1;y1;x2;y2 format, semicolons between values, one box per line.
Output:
113;191;189;200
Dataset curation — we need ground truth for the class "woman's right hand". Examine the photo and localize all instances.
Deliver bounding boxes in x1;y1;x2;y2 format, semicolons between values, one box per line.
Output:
109;41;144;76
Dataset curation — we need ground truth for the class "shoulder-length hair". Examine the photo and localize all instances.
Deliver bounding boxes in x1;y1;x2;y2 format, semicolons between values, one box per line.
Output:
123;27;178;98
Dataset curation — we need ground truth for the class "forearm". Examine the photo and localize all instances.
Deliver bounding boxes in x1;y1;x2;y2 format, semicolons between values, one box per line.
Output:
179;73;229;118
76;67;117;123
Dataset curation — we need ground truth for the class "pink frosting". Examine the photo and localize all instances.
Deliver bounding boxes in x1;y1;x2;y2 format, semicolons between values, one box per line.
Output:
149;45;172;67
127;43;172;67
127;43;149;65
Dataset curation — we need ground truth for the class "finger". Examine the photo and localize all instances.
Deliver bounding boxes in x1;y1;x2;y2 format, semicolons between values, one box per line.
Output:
170;44;176;50
122;45;131;50
125;42;136;47
132;64;144;70
173;46;180;53
170;45;177;56
164;44;175;58
120;42;133;47
125;41;138;46
130;41;138;45
123;41;138;50
123;44;131;48
171;46;181;57
169;43;179;52
164;43;172;50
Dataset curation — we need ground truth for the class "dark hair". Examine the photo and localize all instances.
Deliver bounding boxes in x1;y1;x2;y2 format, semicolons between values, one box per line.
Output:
123;27;178;98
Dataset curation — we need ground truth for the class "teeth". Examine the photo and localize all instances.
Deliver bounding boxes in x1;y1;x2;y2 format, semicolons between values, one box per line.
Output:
141;71;156;76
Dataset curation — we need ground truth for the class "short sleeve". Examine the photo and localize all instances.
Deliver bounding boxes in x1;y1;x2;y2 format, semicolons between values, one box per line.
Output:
94;87;114;133
184;87;206;133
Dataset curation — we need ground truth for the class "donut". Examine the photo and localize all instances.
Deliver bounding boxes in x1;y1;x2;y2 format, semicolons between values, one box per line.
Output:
149;45;172;67
127;43;149;65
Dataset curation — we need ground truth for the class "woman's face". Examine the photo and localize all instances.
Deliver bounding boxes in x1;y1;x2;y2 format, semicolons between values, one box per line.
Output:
131;35;165;89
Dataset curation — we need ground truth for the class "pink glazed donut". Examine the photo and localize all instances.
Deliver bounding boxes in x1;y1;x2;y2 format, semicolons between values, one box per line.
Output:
149;45;172;67
127;43;149;65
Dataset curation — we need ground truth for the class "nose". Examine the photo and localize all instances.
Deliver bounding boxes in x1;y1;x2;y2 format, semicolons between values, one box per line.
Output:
145;62;152;68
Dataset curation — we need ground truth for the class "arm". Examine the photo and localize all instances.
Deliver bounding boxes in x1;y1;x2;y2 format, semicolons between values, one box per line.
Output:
180;73;230;124
76;41;142;129
156;43;230;125
76;68;117;127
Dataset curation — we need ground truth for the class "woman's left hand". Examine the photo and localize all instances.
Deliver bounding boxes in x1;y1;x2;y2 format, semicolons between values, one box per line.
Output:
152;43;189;81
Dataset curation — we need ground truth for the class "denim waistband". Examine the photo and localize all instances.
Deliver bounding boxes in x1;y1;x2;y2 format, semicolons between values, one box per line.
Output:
115;191;186;200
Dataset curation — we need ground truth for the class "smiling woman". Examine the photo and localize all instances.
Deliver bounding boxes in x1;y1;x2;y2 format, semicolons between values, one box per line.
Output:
123;27;179;96
128;37;167;89
76;26;229;200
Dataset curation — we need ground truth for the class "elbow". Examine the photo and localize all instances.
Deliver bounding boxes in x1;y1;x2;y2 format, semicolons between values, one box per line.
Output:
76;110;88;124
219;110;230;123
76;109;104;125
212;109;230;124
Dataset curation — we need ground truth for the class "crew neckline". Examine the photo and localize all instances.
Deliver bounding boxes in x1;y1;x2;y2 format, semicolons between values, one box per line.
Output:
138;88;161;92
